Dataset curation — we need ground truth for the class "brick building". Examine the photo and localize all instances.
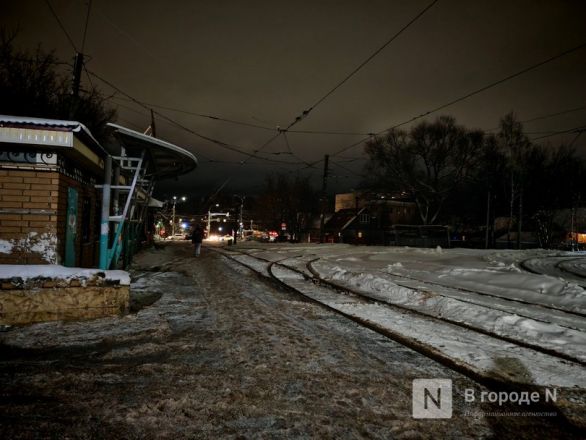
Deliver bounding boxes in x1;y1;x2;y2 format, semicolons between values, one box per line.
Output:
0;116;108;267
0;116;199;269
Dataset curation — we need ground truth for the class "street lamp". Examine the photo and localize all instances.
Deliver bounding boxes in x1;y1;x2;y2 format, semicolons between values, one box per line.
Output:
207;203;219;236
172;196;186;237
234;194;245;238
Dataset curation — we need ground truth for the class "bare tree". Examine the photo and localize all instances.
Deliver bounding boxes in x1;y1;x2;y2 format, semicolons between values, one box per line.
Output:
496;113;531;248
0;29;116;143
365;116;482;225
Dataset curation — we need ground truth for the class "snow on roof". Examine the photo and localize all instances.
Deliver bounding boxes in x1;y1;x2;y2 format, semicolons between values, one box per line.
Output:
0;265;130;286
107;123;197;163
148;197;164;208
0;114;105;155
107;123;198;178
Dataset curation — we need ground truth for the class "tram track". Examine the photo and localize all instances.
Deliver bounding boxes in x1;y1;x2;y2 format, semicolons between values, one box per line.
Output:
215;247;586;387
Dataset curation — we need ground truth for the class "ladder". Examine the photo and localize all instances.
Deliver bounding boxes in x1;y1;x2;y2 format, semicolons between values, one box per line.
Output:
97;149;153;269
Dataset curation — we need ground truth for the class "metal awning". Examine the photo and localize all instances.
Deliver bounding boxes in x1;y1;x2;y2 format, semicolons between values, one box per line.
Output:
0;115;106;156
148;197;164;208
107;123;197;179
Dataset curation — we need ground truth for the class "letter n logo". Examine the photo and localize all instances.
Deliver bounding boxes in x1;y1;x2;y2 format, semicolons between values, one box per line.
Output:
412;379;452;418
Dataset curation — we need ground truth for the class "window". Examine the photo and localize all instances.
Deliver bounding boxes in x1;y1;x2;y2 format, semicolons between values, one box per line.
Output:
359;213;369;224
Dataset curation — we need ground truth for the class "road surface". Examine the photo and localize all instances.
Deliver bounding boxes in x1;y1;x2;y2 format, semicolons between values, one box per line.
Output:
0;242;580;439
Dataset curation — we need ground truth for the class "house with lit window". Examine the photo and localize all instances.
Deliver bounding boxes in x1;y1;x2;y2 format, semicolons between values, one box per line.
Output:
324;191;418;244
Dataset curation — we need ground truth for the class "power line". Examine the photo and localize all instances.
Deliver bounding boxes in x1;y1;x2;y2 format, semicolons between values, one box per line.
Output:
94;6;160;64
82;64;94;89
80;0;93;53
111;96;276;132
485;104;586;132
522;104;586;125
568;131;583;148
287;128;373;136
330;159;363;178
43;0;77;51
283;0;440;132
137;102;310;167
283;132;315;168
87;69;251;162
531;125;586;141
253;0;440;161
10;56;71;66
111;100;272;165
330;40;586;158
86;68;306;166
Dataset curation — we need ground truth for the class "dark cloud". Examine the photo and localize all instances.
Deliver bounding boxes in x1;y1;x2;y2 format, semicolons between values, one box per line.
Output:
3;0;586;196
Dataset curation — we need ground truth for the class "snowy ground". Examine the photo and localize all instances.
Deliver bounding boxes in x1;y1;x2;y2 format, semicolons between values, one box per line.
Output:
0;242;584;438
218;243;586;425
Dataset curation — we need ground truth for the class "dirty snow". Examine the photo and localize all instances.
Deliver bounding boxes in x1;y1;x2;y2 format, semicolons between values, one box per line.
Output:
225;243;586;388
1;242;584;437
0;264;130;285
0;232;59;263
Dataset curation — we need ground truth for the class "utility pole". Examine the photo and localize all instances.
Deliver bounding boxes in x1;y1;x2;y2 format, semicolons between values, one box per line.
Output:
69;52;84;119
319;154;329;243
484;190;490;249
239;197;244;238
72;53;84;98
171;196;186;237
172;196;177;237
150;109;157;137
234;195;245;238
99;155;112;269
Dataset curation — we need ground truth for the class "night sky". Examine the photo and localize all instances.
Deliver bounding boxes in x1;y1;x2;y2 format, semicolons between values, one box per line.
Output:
3;0;586;198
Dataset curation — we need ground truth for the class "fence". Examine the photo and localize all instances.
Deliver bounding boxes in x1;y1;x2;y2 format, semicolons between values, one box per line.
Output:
391;224;450;248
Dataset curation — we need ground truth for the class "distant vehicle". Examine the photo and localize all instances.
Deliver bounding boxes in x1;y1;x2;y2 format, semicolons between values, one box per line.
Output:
167;232;187;240
206;233;234;243
220;235;234;243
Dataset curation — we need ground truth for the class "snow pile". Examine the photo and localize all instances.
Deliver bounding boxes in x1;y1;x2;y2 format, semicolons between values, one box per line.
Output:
0;265;130;286
29;232;58;263
0;239;13;254
0;232;59;263
313;260;586;363
271;261;586;389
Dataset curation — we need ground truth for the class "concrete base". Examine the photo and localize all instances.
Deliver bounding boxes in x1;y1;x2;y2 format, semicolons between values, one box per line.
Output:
0;286;129;325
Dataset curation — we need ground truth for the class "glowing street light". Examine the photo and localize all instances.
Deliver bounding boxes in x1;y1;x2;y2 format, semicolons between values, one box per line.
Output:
172;196;187;236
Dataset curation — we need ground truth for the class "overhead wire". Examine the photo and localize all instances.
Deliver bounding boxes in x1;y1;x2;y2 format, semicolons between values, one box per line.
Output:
43;0;77;51
519;104;586;125
40;0;349;175
283;0;440;132
283;132;315;168
80;0;92;53
484;104;586;132
530;125;586;141
330;159;363;178
327;40;586;159
86;68;306;166
251;0;440;161
111;96;276;132
287;128;373;136
45;1;300;168
568;131;584;148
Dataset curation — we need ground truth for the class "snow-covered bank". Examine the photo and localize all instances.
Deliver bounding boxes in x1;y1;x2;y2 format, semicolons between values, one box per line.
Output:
225;243;586;391
312;260;586;363
0;264;130;286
